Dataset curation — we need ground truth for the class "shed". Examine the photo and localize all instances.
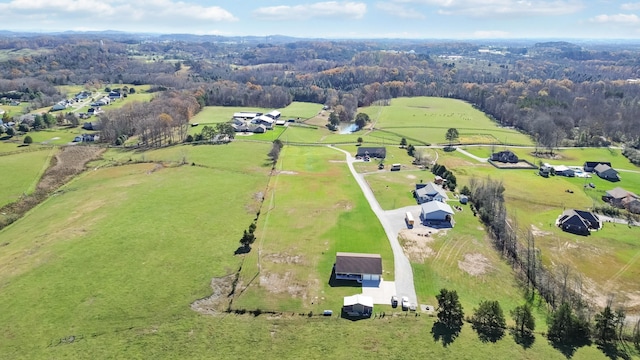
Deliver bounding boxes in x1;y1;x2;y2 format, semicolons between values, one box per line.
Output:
266;110;281;119
343;295;373;317
334;252;382;283
420;201;455;226
553;165;575;177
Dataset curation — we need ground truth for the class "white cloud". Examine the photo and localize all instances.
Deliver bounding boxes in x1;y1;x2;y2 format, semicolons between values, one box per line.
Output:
473;30;510;38
0;0;238;30
590;13;640;24
253;1;367;21
393;0;583;17
376;2;426;19
621;2;640;11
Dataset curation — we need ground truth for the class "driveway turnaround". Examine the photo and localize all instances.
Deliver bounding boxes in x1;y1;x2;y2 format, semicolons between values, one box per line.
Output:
330;146;418;304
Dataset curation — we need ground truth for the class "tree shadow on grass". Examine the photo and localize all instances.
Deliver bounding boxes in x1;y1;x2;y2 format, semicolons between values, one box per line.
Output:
473;324;505;343
511;330;535;349
597;342;631;360
431;321;462;347
234;245;251;255
549;339;591;359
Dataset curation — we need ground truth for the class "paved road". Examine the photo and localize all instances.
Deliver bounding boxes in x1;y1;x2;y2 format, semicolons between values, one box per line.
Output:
329;146;418;304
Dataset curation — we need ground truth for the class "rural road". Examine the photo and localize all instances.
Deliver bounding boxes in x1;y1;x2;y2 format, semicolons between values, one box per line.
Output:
329;146;418;305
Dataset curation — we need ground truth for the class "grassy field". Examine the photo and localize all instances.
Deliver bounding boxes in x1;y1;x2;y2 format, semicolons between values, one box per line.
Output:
234;145;396;313
432;148;640;311
280;102;323;119
0;148;55;207
12;127;88;145
0;142;273;358
361;97;534;146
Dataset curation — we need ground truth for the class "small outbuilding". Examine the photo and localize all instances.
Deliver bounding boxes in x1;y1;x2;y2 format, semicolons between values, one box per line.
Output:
334;252;382;283
343;295;373;317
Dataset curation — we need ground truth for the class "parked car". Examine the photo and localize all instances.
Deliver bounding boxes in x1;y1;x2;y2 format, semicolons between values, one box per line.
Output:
401;296;410;310
409;303;417;312
391;296;398;308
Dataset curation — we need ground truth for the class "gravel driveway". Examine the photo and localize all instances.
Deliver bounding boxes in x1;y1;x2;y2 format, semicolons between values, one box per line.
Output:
330;146;418;304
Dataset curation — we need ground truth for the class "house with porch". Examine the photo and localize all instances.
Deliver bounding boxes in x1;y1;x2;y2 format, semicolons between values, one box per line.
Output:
415;182;448;204
334;252;382;283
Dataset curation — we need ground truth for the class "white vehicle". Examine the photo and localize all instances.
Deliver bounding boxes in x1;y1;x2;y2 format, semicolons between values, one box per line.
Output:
401;296;410;310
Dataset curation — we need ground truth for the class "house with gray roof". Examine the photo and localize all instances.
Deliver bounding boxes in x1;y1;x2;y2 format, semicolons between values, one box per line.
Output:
594;163;620;182
415;182;448;204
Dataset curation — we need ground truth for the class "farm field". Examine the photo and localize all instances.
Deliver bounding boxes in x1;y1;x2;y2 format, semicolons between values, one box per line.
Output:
0;148;54;206
12;127;88;145
234;145;395;313
0;142;273;358
279;101;323;120
361;97;534;146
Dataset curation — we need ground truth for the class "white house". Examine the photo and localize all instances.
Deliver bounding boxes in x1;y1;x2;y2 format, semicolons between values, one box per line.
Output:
415;182;448;204
420;201;455;227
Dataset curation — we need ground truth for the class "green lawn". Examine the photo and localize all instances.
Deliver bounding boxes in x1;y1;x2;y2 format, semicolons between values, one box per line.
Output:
0;148;54;206
234;145;395;313
13;128;87;145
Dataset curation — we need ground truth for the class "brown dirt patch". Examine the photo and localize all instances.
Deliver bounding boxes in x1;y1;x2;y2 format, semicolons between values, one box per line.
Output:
260;272;307;299
191;274;236;315
278;170;298;175
399;229;436;263
37;146;105;191
458;253;491;276
333;200;353;211
530;224;552;237
262;253;305;265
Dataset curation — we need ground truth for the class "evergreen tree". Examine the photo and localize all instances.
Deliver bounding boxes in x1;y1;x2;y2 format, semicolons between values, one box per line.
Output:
471;300;506;342
436;288;464;329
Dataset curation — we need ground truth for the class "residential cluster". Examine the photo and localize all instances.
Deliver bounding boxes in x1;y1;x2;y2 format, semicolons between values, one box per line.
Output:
230;110;288;133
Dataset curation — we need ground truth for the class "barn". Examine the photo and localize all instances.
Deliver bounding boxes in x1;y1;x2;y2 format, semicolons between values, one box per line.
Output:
420;201;455;227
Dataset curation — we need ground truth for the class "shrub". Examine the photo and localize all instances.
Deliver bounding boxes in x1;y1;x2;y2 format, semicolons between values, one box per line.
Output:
23;135;33;144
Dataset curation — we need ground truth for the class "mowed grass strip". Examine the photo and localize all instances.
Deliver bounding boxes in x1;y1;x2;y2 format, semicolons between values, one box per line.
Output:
234;145;395;313
0;147;55;206
0;143;272;356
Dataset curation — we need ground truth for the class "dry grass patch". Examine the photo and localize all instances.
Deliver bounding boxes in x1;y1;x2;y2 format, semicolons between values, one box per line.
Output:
399;229;436;263
458;253;492;276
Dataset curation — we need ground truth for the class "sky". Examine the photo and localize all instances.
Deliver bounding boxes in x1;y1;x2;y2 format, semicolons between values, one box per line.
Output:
1;0;640;39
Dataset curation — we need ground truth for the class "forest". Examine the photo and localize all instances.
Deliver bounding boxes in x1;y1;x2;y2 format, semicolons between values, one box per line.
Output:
1;34;640;158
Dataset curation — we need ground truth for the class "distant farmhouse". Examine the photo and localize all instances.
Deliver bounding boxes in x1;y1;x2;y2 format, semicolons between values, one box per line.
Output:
230;110;282;134
552;165;575;177
490;150;519;163
603;187;640;214
556;210;602;236
334;252;382;284
583;161;611;172
356;147;386;159
593;163;620;182
414;182;448;204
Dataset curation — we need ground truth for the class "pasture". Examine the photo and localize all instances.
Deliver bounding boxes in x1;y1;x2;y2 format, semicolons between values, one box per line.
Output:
234;145;395;313
0;148;54;207
361;97;534;146
0;142;273;357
